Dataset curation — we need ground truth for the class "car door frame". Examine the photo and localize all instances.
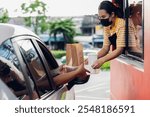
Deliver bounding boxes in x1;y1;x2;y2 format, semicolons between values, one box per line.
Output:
11;35;67;100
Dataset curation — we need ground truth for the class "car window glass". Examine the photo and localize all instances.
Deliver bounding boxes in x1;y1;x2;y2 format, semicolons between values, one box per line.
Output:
16;39;53;96
0;39;34;100
37;41;59;70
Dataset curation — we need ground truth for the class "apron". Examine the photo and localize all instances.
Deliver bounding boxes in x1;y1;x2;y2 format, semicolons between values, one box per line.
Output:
108;33;126;53
108;33;117;50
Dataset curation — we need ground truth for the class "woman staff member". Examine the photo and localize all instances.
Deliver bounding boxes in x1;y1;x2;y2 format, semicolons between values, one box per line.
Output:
92;1;136;69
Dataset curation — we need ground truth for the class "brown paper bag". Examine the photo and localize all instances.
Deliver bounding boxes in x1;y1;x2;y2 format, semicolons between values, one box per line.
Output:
66;44;84;66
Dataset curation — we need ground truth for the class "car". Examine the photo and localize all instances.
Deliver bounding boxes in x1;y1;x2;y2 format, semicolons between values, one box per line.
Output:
0;79;17;100
92;34;103;48
0;24;89;100
80;42;94;49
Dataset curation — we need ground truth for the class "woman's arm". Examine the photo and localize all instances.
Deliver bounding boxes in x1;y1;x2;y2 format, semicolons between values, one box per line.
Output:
97;45;110;58
101;47;124;62
92;47;124;69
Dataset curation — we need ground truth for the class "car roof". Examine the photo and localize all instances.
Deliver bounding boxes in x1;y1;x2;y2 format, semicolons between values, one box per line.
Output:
0;23;38;44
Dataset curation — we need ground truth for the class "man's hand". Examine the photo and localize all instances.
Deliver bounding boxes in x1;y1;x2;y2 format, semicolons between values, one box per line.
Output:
76;64;90;77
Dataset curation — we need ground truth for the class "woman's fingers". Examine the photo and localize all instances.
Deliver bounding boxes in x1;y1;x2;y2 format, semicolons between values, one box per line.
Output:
92;61;99;69
92;62;97;68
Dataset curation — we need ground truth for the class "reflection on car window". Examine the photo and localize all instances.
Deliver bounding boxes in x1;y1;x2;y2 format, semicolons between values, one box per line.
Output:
0;39;19;69
0;39;33;100
37;41;58;70
17;39;52;96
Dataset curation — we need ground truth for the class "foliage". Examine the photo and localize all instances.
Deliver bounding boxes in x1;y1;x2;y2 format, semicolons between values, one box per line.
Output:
100;61;110;70
0;8;9;23
21;0;48;34
48;19;76;44
51;50;66;59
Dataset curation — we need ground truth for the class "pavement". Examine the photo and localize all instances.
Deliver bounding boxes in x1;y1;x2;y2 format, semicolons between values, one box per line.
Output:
74;70;110;100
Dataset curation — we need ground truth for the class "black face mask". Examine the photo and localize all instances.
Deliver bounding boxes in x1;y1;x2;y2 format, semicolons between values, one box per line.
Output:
100;18;112;26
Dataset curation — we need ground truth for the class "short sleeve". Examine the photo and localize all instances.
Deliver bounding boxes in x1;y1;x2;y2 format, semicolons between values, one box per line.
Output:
115;19;126;48
116;26;126;47
103;27;111;46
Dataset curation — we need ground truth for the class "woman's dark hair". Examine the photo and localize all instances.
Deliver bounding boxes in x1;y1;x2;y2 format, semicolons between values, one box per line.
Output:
0;60;11;77
113;0;123;9
113;0;124;18
98;0;123;18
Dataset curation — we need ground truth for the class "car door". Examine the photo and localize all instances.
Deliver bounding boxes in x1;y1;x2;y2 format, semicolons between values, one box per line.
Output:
32;38;75;100
0;79;17;100
13;36;75;100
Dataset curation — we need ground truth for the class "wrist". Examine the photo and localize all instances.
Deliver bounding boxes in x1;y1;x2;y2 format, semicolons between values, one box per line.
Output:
97;54;101;59
99;57;106;63
73;69;79;76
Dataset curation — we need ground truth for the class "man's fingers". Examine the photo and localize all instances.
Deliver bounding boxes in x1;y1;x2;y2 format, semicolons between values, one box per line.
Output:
59;64;65;70
84;58;88;65
85;69;90;73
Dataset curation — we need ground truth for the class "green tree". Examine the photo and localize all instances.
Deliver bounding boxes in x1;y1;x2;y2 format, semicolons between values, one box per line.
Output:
0;8;9;23
49;19;76;45
21;0;48;34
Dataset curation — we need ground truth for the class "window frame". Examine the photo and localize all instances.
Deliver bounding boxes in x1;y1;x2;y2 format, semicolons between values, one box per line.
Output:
9;35;58;99
10;38;33;99
31;38;57;90
36;40;59;69
0;38;37;99
14;36;57;98
124;0;144;62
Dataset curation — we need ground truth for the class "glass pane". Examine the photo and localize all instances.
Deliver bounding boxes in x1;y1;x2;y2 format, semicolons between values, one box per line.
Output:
37;42;60;80
0;39;33;100
17;40;52;96
127;0;143;58
37;41;59;70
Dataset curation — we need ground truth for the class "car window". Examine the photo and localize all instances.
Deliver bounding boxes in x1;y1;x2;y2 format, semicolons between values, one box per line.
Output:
0;39;35;100
16;39;53;97
0;39;19;69
37;41;59;70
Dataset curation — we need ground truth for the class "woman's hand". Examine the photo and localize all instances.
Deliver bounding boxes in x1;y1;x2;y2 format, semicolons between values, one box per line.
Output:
92;58;105;69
